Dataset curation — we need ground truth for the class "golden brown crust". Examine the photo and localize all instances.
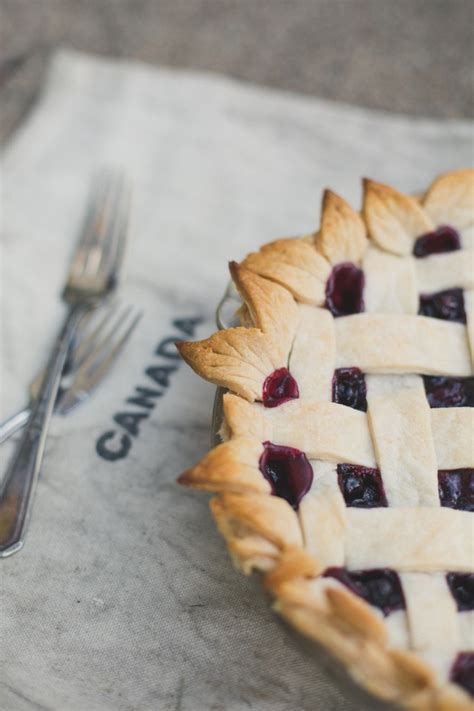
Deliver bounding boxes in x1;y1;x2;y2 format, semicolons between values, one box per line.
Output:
226;537;282;574
177;266;301;401
241;237;331;304
268;570;387;645
221;393;270;440
178;437;268;494
234;303;253;328
316;189;369;265
211;492;303;549
421;685;474;710
176;328;279;401
266;562;460;707
229;262;299;362
422;169;474;231
363;178;434;255
210;492;303;573
177;169;474;710
264;547;322;590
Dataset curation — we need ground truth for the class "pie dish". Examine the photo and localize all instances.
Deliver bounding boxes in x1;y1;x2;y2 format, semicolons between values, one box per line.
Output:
177;169;474;709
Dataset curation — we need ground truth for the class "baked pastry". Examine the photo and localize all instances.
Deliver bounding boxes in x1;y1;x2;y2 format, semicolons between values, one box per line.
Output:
177;169;474;709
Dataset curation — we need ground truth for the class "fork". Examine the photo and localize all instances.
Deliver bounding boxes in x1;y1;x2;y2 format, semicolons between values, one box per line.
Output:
0;303;142;444
0;171;130;557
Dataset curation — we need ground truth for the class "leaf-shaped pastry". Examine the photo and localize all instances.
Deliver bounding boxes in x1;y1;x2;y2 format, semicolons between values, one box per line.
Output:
178;437;268;494
363;179;433;256
316;189;368;265
178;268;300;400
229;263;299;363
242;237;331;304
422;169;474;230
177;327;281;401
176;170;474;709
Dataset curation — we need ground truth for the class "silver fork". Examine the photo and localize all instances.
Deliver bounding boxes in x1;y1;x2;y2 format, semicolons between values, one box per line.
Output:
0;171;130;557
0;303;142;443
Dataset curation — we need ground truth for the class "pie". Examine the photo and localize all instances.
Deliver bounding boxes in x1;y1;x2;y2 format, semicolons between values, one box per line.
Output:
177;169;474;709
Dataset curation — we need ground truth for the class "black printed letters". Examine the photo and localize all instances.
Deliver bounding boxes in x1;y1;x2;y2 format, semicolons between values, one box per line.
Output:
96;316;203;461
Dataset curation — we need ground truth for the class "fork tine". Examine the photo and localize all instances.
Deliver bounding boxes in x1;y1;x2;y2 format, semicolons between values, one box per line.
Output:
71;300;120;367
26;303;117;399
108;180;130;289
68;172;112;279
56;307;142;414
81;172;121;278
81;304;135;370
77;174;109;248
0;170;132;556
97;173;130;285
83;308;142;383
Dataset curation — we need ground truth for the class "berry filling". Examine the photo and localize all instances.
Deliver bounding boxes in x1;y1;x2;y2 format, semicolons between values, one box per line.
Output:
419;288;466;324
438;469;474;511
447;573;474;612
325;262;365;318
324;567;405;616
259;442;313;510
413;225;461;258
262;368;299;408
423;375;474;408
450;653;474;696
337;463;387;508
332;367;367;412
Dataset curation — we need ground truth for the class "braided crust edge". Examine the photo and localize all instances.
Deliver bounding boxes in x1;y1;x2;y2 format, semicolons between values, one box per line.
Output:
177;170;474;709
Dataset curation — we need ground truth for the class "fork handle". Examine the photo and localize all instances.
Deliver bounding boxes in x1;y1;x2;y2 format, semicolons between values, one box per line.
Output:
0;304;86;557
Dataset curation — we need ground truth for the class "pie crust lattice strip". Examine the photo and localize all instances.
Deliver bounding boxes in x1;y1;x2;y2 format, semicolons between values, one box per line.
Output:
177;170;474;709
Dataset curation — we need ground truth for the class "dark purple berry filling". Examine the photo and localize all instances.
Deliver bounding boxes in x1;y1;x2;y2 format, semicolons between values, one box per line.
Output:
438;469;474;511
259;442;313;510
262;368;299;408
419;288;466;324
413;225;461;258
423;375;474;408
447;573;474;612
337;463;387;508
325;262;365;318
323;567;405;616
332;367;367;412
450;653;474;696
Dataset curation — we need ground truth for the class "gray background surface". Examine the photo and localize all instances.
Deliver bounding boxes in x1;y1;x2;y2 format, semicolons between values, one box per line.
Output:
0;0;473;144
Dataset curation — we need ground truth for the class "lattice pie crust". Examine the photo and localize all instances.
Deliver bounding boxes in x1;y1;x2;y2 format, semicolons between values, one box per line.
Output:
178;170;474;709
